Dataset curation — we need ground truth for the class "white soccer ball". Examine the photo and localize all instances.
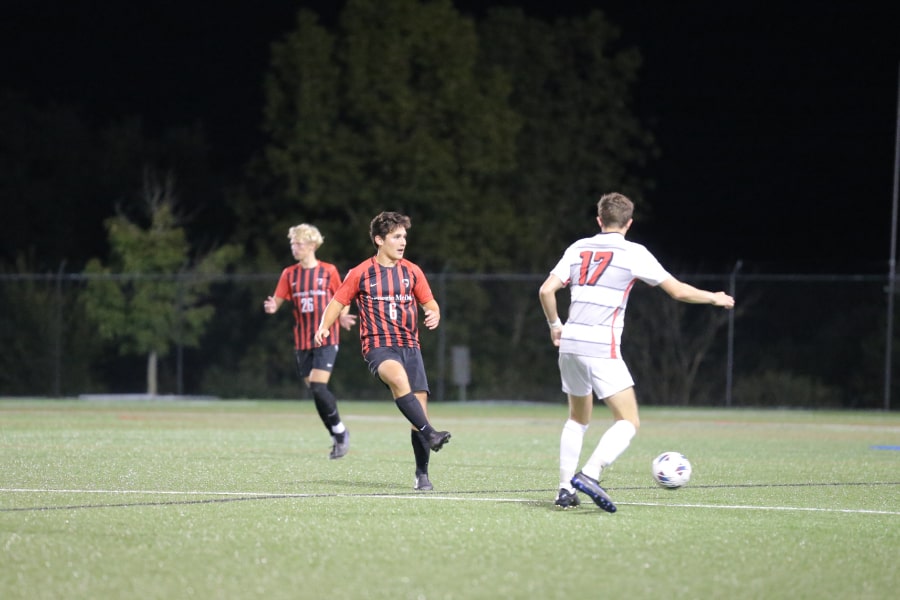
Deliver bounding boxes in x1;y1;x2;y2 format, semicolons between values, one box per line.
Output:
651;451;692;488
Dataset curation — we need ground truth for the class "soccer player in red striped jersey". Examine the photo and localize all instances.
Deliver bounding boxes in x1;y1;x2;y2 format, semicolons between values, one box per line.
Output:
315;211;451;491
264;224;357;459
539;193;735;511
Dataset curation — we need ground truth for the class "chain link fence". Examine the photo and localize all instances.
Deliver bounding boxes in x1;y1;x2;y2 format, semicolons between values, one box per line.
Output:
1;270;895;409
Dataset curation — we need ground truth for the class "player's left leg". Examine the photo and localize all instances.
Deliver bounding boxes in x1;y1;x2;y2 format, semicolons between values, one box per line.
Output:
411;429;433;491
581;387;639;479
374;350;450;452
570;359;637;512
308;346;348;459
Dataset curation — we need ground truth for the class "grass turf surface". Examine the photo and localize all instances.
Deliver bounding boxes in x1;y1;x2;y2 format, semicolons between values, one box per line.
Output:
1;400;898;599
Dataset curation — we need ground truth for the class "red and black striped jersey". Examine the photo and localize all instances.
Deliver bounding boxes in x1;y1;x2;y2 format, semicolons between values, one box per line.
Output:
335;257;434;355
273;261;343;350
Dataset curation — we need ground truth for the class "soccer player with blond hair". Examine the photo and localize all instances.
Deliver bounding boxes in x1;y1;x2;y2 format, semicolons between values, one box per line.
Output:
264;223;356;459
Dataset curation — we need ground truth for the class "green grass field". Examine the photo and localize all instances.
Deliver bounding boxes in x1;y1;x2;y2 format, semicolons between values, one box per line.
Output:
2;399;898;599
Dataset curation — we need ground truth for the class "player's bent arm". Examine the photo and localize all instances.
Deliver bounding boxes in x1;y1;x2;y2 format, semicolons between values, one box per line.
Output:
338;304;357;330
539;274;565;327
314;299;348;344
658;277;735;308
421;299;440;330
263;295;285;314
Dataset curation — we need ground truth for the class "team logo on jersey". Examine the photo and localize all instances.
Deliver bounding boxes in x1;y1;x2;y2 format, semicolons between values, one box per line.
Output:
317;278;324;287
402;278;409;289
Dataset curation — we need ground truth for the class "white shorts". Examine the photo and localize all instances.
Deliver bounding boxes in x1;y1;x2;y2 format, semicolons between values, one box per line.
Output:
558;353;634;399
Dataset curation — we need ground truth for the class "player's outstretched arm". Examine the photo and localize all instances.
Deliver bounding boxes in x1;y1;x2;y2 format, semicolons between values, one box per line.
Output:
658;278;735;309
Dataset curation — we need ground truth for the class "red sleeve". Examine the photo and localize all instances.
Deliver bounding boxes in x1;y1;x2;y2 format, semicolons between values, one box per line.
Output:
334;263;363;306
410;262;434;304
273;268;292;301
325;262;342;295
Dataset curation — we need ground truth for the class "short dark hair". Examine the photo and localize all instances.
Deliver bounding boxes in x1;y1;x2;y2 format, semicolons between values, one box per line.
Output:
369;211;412;247
597;193;634;227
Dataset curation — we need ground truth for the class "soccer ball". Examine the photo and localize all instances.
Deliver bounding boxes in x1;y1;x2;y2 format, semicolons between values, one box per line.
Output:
651;451;692;488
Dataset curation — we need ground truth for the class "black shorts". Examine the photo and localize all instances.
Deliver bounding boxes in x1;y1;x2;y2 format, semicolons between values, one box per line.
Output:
364;346;430;395
294;345;339;379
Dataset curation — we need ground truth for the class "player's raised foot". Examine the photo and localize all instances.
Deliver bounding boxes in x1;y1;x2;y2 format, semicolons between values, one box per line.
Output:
425;429;451;452
554;488;580;509
329;431;349;460
571;472;617;513
414;473;433;491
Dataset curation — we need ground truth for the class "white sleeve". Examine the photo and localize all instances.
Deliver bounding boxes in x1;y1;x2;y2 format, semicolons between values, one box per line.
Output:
632;246;671;286
549;246;577;285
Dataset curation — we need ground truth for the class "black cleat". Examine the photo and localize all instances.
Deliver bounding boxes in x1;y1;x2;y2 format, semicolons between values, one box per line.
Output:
329;431;350;460
425;429;451;452
414;473;434;491
554;488;581;509
571;472;617;513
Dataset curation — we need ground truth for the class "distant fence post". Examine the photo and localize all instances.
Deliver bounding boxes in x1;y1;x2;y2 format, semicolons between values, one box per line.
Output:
884;60;900;412
53;260;66;397
725;260;742;407
436;271;447;401
176;275;184;396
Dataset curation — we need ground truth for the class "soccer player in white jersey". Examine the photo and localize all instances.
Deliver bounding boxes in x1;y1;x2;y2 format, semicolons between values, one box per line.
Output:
539;192;735;512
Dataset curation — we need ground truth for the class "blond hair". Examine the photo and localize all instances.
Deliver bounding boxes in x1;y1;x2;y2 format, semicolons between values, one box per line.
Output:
287;223;324;248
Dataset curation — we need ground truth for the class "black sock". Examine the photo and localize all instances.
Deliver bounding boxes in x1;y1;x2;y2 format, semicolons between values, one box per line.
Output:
394;392;430;431
411;430;430;476
311;382;341;435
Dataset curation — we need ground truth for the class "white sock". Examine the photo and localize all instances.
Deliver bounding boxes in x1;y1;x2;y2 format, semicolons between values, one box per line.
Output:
559;419;588;490
583;420;636;480
331;422;346;435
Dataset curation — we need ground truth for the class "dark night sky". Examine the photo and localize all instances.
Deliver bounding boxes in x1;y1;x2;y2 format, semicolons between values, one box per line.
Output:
5;1;900;271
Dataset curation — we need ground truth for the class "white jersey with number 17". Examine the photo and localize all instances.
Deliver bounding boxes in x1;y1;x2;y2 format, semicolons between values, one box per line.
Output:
549;232;671;359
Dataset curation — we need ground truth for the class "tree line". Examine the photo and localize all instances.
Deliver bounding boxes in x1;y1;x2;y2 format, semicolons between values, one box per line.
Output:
4;0;654;275
3;0;760;403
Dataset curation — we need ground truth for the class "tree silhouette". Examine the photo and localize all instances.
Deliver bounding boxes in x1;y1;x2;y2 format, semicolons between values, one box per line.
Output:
82;170;241;395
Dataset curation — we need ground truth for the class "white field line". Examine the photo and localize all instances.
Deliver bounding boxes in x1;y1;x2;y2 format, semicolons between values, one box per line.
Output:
1;488;899;515
2;488;287;497
623;501;900;516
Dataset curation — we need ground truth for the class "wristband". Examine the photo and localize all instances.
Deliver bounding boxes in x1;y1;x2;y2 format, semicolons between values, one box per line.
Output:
548;318;563;330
